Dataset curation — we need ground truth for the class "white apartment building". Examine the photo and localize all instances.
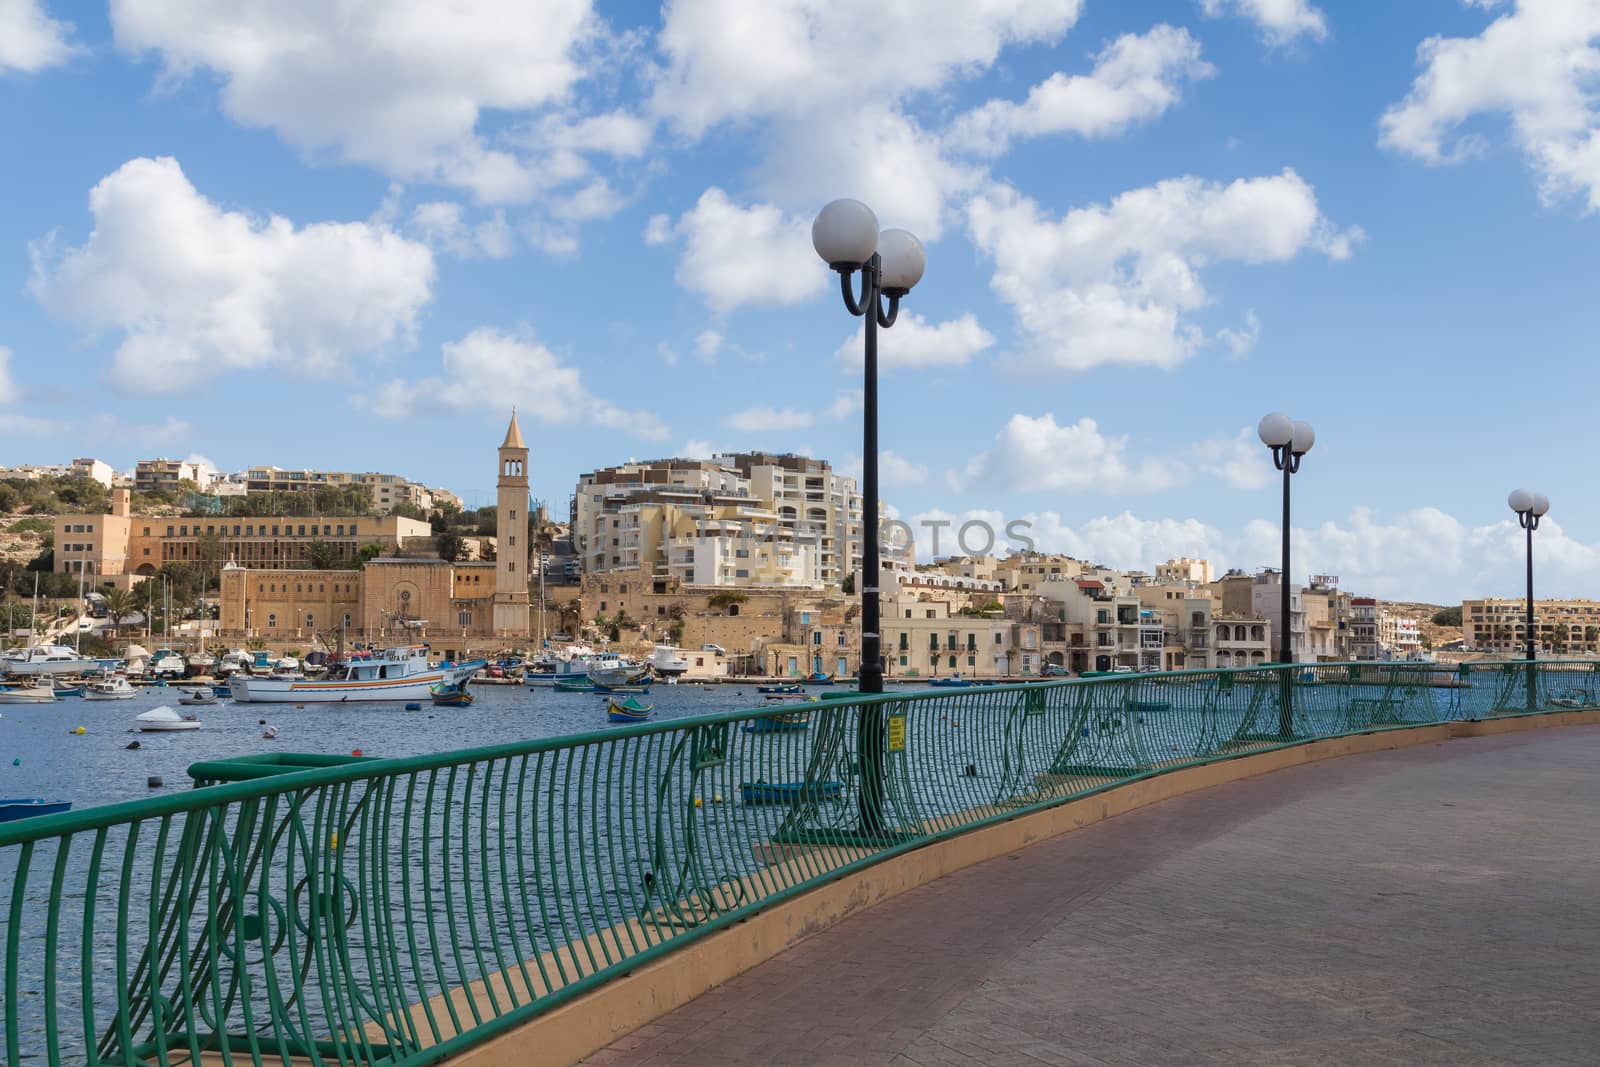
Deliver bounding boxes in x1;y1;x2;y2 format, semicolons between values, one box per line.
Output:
1378;610;1423;658
575;453;869;591
1155;557;1215;585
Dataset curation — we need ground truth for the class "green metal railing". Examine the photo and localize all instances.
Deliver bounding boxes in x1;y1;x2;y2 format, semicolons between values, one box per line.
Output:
3;659;1597;1066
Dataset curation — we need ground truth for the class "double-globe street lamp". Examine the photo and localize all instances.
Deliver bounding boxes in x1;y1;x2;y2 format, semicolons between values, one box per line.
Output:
1258;412;1315;737
1508;488;1550;709
812;198;925;836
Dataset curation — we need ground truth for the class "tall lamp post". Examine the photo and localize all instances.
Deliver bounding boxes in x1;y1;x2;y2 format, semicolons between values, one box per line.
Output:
812;198;925;836
1258;412;1315;737
1508;489;1549;710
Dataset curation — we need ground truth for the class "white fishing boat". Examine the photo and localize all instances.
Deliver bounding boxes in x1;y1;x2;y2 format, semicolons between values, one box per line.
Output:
84;677;137;701
0;644;101;677
178;686;219;706
584;652;648;688
649;645;690;678
230;645;479;703
0;681;55;704
149;649;188;679
217;649;253;676
135;706;201;732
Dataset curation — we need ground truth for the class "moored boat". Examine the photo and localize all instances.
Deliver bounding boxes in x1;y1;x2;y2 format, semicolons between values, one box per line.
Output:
928;675;974;688
553;678;596;693
801;672;835;686
0;798;72;823
84;677;137;701
135;706;201;732
739;779;843;805
430;682;475;707
178;686;220;706
742;711;810;733
0;644;100;676
0;681;55;704
606;697;654;723
230;646;481;704
757;683;803;695
52;681;86;698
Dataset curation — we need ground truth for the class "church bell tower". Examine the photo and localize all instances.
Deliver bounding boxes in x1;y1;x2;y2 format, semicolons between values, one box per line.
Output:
492;409;531;635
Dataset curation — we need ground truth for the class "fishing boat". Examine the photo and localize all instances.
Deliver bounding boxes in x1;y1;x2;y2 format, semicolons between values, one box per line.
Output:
211;683;231;698
742;711;810;733
801;672;835;686
148;649;188;679
0;799;72;823
606;697;654;723
84;677;137;701
135;706;201;732
230;646;481;703
740;779;844;805
553;678;596;693
430;682;475;707
0;681;55;704
757;683;804;695
52;681;86;698
928;675;974;688
0;644;100;676
588;663;651;688
649;644;690;679
178;686;220;706
593;682;651;694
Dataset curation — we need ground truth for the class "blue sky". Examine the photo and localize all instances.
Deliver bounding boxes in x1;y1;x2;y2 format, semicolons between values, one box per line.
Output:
2;0;1599;602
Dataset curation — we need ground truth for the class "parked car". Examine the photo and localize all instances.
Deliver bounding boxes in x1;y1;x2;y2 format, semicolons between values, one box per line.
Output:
702;643;726;654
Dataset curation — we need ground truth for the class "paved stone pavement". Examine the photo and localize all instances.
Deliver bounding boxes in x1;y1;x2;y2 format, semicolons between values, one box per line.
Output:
583;727;1600;1066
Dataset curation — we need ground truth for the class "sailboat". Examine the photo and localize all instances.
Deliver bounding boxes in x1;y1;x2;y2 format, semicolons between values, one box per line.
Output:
0;575;98;676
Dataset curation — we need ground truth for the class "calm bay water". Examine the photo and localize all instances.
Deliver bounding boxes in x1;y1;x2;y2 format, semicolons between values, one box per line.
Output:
0;681;785;811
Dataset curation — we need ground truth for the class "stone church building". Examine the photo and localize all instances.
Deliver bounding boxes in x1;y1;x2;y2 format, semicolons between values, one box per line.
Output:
219;412;532;645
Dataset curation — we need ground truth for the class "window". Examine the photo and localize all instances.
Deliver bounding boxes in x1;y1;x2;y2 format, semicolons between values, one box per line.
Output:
926;609;936;619
343;613;352;628
510;509;516;521
509;535;515;546
509;561;515;572
949;655;957;669
735;568;750;578
86;524;94;533
994;633;1003;645
143;548;150;556
271;526;279;536
306;613;314;629
142;527;150;536
899;655;908;666
899;633;908;650
599;601;606;611
166;526;174;536
837;632;846;646
813;631;822;645
258;584;264;593
459;610;473;627
267;613;276;628
180;525;188;536
968;655;976;666
904;609;912;619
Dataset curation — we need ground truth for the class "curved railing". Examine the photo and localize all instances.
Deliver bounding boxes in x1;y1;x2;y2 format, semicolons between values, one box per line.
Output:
2;659;1596;1066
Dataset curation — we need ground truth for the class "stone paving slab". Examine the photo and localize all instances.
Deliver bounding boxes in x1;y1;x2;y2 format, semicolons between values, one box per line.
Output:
583;727;1600;1066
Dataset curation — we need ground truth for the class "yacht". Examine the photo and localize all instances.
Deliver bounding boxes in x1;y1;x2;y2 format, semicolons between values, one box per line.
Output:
148;649;188;679
0;644;101;676
231;645;481;703
584;652;649;688
217;650;253;676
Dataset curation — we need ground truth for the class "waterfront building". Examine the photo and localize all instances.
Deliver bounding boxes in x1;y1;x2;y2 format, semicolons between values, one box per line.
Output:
1378;610;1423;658
1155;557;1215;585
1461;597;1600;654
1350;597;1380;659
1211;615;1273;667
1246;569;1307;663
880;575;1040;679
1038;572;1150;673
574;452;867;591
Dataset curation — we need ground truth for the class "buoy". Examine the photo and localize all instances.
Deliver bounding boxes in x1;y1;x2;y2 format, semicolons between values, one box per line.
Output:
11;757;19;766
693;796;703;808
713;793;724;803
258;719;266;725
126;741;141;750
951;721;960;728
351;748;363;757
72;726;86;735
147;776;164;788
404;702;422;711
262;726;279;740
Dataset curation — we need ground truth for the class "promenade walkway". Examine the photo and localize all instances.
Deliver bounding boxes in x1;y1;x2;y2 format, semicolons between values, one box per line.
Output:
586;726;1600;1066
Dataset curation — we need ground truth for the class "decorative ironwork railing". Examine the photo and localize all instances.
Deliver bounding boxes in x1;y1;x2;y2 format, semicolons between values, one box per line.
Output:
2;659;1596;1066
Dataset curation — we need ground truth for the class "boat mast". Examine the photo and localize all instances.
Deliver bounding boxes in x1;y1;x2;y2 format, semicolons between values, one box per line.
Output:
74;550;85;653
29;572;39;650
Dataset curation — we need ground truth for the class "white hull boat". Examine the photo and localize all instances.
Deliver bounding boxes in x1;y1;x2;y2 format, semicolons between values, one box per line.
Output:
1;644;101;676
136;706;201;732
230;645;479;703
649;645;690;677
178;687;220;706
0;684;55;704
84;678;137;701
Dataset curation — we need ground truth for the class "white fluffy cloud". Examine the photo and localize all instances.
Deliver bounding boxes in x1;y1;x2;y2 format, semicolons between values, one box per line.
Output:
878;450;930;488
408;201;514;259
966;171;1359;372
1380;1;1600;211
950;414;1183;494
726;406;816;432
947;25;1214;155
110;1;631;202
1198;0;1329;46
370;327;668;439
833;312;996;371
1190;427;1272;490
650;0;1083;135
656;188;825;313
0;0;80;73
29;156;435;390
0;345;16;405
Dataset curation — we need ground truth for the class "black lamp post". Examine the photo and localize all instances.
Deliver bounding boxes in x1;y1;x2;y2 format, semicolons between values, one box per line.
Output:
1508;488;1549;710
1258;412;1315;737
812;198;925;835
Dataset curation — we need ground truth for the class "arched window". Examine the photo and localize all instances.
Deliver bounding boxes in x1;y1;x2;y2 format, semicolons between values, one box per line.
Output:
728;604;739;617
306;613;314;629
267;613;277;629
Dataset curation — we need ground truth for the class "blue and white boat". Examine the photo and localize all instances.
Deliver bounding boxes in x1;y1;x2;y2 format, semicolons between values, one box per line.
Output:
231;646;482;704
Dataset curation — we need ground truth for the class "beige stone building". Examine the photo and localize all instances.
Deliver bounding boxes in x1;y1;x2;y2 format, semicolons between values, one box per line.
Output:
1462;597;1600;654
244;466;460;513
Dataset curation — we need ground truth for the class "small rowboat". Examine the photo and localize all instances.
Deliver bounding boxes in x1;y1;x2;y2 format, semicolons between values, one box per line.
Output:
135;706;201;732
928;676;973;688
757;684;803;695
0;799;72;823
606;697;654;723
741;711;810;733
739;780;844;805
593;683;651;694
52;683;85;698
430;682;475;707
178;686;219;706
554;679;595;693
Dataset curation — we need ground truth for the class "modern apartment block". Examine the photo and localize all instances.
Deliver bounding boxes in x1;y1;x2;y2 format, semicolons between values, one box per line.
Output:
1350;597;1380;659
1378;609;1423;658
1247;569;1307;662
573;452;868;591
1462;598;1600;654
134;458;209;494
244;466;460;513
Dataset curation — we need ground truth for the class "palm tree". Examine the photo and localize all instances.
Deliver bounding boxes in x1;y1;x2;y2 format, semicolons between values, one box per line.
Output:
102;587;135;637
1554;622;1570;653
1585;626;1597;653
305;539;339;570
